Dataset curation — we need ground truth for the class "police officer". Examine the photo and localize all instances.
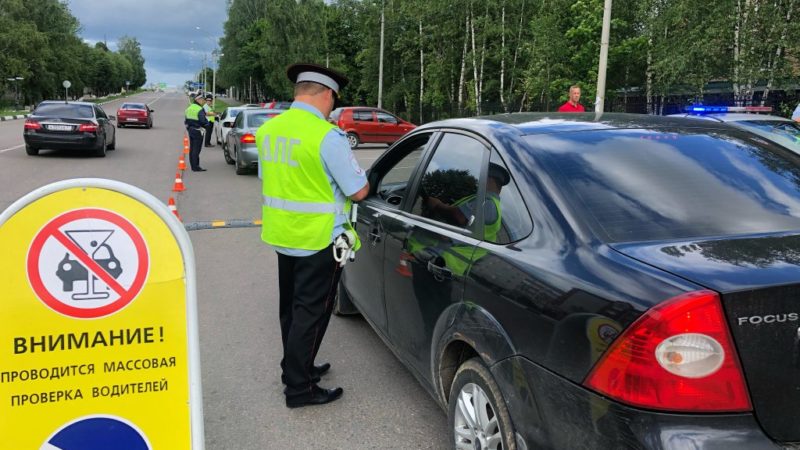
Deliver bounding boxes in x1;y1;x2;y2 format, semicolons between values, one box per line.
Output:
203;93;216;147
184;93;209;172
256;63;369;408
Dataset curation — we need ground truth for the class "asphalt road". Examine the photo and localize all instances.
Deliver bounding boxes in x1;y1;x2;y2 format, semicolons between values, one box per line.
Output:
0;92;448;449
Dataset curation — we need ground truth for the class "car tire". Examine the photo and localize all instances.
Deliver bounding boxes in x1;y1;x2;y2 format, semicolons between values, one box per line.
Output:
333;280;360;316
223;144;235;165
448;358;517;450
107;134;116;150
346;132;359;149
235;149;249;175
25;145;39;156
146;121;152;129
118;124;125;129
94;137;106;158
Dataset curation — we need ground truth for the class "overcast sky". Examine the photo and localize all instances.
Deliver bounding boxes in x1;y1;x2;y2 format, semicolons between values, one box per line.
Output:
65;0;228;87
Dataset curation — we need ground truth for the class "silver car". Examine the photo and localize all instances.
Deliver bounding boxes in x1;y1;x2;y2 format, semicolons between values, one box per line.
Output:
671;111;800;154
224;108;283;175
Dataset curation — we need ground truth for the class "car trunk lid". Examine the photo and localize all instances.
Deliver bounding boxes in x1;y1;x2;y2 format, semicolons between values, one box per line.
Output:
612;233;800;443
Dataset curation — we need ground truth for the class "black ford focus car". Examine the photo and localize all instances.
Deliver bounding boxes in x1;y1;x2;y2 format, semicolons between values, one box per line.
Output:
336;113;800;449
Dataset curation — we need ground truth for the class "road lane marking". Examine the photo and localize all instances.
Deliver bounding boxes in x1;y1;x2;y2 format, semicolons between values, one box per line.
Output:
0;144;24;154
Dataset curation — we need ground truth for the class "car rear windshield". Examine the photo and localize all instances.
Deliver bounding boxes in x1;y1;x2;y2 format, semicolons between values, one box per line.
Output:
34;103;94;119
121;103;147;110
529;129;800;242
247;113;275;128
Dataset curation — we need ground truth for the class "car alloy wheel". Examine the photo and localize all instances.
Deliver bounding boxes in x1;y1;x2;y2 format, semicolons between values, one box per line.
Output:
449;358;515;450
347;132;359;149
223;143;234;165
235;148;248;175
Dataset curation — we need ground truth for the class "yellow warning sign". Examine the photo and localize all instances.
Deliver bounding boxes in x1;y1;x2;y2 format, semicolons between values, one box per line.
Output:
0;180;203;449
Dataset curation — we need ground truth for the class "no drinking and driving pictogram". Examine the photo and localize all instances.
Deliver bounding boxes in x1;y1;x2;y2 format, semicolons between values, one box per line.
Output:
27;208;149;319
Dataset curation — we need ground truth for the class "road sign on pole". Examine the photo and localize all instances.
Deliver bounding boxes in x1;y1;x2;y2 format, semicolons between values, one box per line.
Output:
0;179;204;449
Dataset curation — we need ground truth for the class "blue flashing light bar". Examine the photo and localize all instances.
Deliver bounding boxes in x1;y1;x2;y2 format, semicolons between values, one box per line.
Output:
685;105;773;114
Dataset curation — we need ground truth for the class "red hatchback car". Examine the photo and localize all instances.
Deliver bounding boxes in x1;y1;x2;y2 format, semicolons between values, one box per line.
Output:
116;102;153;129
330;107;416;148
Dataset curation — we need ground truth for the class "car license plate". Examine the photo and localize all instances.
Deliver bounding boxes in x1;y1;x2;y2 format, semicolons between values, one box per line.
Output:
129;118;139;122
47;125;73;131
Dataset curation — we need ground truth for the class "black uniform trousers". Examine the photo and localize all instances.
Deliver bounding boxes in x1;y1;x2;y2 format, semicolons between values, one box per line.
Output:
187;126;203;170
277;243;342;400
204;121;214;146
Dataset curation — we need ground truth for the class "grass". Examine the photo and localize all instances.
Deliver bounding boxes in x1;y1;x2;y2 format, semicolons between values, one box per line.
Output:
83;89;147;104
0;108;28;117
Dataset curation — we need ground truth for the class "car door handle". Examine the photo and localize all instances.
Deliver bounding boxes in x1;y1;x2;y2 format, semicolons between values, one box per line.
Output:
427;260;452;280
369;227;381;244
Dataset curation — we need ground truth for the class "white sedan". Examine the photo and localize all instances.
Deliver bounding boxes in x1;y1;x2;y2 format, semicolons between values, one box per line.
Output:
214;106;249;149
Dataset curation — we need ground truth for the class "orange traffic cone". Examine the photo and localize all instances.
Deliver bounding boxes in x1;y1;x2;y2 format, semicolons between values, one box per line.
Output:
395;252;413;277
167;197;182;221
178;155;186;171
172;172;186;192
183;134;190;155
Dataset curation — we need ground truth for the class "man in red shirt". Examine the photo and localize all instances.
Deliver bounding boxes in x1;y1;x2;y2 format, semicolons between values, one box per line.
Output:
558;85;585;112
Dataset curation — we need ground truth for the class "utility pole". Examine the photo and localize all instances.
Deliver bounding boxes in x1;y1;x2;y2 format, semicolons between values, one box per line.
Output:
595;0;612;113
377;0;385;109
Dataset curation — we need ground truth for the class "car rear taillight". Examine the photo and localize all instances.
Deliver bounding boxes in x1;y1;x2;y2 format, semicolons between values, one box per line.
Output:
240;133;256;144
24;119;41;130
584;290;751;412
78;123;98;133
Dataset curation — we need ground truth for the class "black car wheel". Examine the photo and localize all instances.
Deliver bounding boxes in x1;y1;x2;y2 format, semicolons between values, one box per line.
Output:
333;280;359;316
146;120;152;129
94;137;106;158
25;144;39;156
448;358;516;450
107;133;116;150
347;132;359;149
235;149;248;175
223;143;234;165
118;123;125;128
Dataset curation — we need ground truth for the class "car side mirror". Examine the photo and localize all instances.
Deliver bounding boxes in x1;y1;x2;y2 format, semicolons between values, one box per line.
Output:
109;115;116;121
149;108;155;112
223;122;233;128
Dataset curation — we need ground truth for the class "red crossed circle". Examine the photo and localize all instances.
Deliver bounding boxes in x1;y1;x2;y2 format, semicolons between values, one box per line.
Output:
27;208;149;319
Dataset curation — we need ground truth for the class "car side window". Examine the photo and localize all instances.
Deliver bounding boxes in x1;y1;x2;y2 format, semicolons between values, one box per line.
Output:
95;106;107;120
411;133;486;232
353;110;373;122
376;112;398;125
375;133;431;207
487;151;533;244
233;113;244;129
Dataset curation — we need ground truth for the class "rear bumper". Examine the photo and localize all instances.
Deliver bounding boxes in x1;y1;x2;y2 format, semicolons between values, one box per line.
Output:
239;144;259;166
492;356;784;449
119;117;148;125
24;132;100;150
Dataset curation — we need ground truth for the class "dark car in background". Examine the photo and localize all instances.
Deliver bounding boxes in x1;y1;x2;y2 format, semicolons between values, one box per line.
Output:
224;108;282;175
23;101;116;157
330;106;416;148
337;112;800;449
116;102;153;128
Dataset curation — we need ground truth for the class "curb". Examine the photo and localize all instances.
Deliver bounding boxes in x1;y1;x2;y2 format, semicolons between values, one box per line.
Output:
0;114;30;121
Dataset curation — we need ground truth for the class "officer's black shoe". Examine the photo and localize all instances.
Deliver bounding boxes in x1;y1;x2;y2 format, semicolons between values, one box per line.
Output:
281;363;331;385
205;144;215;148
285;386;343;408
191;167;207;172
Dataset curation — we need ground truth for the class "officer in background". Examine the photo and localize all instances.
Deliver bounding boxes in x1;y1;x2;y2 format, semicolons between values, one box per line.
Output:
184;93;209;172
203;93;216;147
255;63;369;408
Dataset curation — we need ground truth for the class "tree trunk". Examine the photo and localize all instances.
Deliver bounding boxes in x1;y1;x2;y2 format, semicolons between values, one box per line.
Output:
733;0;742;104
500;0;506;112
762;0;794;106
458;13;468;112
646;41;653;114
508;0;526;109
470;6;480;115
419;19;424;123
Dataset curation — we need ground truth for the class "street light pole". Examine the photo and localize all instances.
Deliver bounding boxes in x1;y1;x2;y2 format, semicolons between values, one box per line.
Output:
595;0;613;113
